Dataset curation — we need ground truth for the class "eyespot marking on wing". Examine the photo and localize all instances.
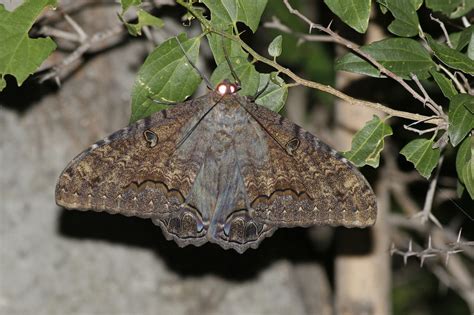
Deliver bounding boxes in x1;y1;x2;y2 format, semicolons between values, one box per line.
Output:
143;130;158;148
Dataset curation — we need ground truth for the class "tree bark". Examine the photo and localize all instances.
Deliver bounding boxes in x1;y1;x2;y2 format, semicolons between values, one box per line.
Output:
333;23;392;315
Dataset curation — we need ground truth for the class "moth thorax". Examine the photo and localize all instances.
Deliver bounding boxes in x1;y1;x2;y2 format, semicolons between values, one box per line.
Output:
216;80;239;96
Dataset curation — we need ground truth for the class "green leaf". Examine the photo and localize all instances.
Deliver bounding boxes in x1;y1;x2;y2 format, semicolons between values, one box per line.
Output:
456;136;472;180
456;136;474;199
462;156;474;199
449;25;474;51
426;0;474;18
379;3;388;14
465;100;474;114
130;34;202;123
400;139;441;179
255;73;288;112
425;0;462;14
468;28;474;60
449;0;474;19
323;0;371;33
120;9;164;36
336;38;435;79
121;0;141;12
344;115;393;168
448;94;474;146
456;180;465;198
429;69;458;100
210;56;260;97
201;0;267;32
426;34;474;75
0;0;57;91
203;0;266;65
268;35;283;58
206;12;248;65
377;0;420;37
413;0;424;9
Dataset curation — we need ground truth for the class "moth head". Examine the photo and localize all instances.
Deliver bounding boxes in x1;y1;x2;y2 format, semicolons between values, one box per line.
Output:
216;80;240;96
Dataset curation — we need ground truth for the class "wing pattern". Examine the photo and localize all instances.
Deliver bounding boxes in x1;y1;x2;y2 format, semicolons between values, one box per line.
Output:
56;89;377;253
236;97;377;228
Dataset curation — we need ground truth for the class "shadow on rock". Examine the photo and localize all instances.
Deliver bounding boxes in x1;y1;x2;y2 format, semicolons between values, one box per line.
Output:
0;75;58;113
58;209;324;281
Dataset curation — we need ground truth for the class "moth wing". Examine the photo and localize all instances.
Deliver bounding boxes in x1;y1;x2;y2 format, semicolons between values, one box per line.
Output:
55;95;215;246
236;98;377;228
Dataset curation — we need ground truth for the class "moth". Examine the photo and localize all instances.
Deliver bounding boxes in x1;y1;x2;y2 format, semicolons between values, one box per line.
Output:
56;80;377;253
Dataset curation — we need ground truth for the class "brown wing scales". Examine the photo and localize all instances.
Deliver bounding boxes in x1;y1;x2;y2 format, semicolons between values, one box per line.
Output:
56;95;216;244
237;96;377;228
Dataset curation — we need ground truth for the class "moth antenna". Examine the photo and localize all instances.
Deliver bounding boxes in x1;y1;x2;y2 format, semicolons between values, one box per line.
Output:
251;76;271;101
175;37;213;90
175;96;225;149
221;36;241;89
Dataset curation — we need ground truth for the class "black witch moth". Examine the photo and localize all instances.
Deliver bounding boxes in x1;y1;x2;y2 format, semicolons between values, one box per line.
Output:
56;80;377;253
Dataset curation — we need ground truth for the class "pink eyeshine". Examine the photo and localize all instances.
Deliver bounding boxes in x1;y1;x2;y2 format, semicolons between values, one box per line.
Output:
216;81;238;96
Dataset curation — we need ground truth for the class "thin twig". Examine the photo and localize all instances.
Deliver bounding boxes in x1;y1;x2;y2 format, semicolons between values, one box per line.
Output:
461;16;471;28
264;17;335;43
430;15;453;48
456;71;474;95
403;115;446;135
38;26;82;42
39;20;125;82
439;64;467;93
411;74;445;117
64;13;88;42
414;154;445;227
403;125;440;135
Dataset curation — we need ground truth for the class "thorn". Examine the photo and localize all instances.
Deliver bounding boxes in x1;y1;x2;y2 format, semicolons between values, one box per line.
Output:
390;243;396;256
327;20;333;30
429;213;443;229
456;228;462;243
54;75;61;87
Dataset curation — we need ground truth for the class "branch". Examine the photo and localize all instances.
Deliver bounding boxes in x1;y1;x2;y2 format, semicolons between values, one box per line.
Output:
390;230;472;267
414;153;445;227
264;17;335;43
175;0;446;125
38;8;127;83
439;64;467;93
281;0;449;125
430;15;453;48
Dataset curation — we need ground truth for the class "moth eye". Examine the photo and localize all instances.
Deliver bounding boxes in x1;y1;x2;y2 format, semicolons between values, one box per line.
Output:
217;84;228;95
229;84;236;93
143;130;158;148
285;138;300;155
